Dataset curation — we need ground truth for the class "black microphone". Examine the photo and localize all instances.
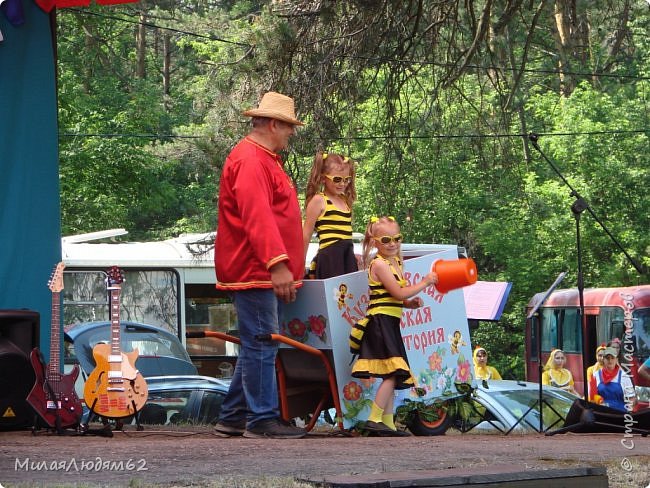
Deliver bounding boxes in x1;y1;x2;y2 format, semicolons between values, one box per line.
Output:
528;132;539;144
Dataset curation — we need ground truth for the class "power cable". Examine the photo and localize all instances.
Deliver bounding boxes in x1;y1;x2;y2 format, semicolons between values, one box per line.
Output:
339;129;650;140
62;8;251;48
340;55;650;82
59;133;202;139
58;128;650;141
59;9;650;82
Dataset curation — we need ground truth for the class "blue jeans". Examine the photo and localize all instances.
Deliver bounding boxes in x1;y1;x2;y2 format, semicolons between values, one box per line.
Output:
219;289;281;428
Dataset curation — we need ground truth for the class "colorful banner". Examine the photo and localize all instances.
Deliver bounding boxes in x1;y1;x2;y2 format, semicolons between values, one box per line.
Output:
282;246;474;428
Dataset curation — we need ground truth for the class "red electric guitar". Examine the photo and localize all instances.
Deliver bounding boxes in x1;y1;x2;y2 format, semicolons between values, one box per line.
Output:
27;262;83;431
83;266;148;419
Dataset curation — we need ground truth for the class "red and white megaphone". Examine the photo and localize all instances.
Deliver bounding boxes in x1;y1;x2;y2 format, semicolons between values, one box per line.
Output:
430;258;478;294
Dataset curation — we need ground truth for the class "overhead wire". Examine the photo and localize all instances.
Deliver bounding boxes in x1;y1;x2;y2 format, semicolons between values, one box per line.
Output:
63;8;251;48
59;133;203;139
58;129;650;141
57;8;650;141
59;8;650;82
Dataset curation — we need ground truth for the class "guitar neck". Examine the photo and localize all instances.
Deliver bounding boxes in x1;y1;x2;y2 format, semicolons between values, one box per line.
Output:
109;286;122;360
48;290;61;375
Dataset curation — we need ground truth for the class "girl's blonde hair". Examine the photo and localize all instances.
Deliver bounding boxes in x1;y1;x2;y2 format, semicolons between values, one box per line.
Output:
361;216;400;268
305;151;357;205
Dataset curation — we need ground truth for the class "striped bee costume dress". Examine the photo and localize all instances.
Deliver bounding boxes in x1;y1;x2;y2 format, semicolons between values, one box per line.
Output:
307;193;358;279
351;255;415;390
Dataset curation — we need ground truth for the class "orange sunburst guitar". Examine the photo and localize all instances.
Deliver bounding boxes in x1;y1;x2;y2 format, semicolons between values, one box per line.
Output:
27;262;83;430
83;266;148;418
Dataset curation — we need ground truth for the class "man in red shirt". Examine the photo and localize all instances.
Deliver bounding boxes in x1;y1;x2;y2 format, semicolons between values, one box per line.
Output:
214;92;306;439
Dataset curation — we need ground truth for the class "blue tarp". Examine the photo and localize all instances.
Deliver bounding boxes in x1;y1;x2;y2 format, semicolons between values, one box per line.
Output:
0;0;61;356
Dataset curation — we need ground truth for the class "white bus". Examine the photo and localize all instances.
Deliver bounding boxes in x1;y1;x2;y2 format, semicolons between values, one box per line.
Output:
62;229;235;376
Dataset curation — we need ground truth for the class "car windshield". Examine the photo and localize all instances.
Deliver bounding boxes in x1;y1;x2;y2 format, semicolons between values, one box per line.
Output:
67;326;190;363
490;388;574;431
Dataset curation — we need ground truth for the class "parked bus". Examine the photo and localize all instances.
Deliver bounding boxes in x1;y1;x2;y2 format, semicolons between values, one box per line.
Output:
61;229;466;377
525;285;650;399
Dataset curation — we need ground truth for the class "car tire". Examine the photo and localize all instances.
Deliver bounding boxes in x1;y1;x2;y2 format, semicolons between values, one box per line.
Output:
406;407;453;436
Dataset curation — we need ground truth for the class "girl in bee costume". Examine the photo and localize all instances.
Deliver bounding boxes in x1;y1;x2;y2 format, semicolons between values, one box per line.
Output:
302;151;358;279
350;216;437;436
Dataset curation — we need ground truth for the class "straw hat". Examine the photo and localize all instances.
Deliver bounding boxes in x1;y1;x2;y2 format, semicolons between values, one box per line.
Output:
242;92;304;126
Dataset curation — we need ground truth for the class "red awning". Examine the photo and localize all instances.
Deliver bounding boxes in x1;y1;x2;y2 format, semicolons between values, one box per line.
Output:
36;0;138;13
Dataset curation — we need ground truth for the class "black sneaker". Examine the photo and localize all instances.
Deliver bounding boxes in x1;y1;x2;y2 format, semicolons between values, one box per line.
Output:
243;419;306;439
362;420;394;434
214;420;246;437
378;428;413;437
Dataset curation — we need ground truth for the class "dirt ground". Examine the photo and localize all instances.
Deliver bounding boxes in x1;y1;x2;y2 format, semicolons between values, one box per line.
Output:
0;424;648;488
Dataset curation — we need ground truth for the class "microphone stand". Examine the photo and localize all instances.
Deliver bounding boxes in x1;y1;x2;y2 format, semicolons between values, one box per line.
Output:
527;133;645;400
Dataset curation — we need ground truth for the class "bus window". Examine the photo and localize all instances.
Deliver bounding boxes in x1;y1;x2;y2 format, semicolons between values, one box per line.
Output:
529;315;539;361
596;307;625;344
63;271;108;325
63;269;180;336
184;285;239;362
559;308;582;353
633;309;650;359
541;309;559;352
610;319;625;344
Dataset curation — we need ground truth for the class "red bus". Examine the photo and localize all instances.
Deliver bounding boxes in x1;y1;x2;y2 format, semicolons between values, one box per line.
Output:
525;285;650;399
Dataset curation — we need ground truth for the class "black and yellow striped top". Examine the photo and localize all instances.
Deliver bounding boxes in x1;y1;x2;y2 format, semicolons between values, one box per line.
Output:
315;193;353;250
366;256;406;319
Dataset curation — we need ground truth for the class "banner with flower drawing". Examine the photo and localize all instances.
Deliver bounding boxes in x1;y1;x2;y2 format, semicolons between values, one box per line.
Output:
282;314;329;345
281;244;474;429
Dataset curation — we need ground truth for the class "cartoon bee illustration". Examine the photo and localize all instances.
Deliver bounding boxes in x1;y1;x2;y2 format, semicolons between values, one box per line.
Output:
448;329;467;354
334;283;353;310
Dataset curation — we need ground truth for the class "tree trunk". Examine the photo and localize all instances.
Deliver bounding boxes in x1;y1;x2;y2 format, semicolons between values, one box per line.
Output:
163;33;171;97
552;0;577;96
136;12;147;79
83;27;94;94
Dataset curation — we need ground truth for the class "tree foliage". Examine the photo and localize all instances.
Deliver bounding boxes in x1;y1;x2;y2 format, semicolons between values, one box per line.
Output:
56;0;650;377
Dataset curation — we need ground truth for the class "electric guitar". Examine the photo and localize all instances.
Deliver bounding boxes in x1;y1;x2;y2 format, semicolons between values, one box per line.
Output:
27;262;83;430
83;266;148;419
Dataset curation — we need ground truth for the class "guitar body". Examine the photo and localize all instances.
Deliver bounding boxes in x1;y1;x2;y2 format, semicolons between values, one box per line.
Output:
27;348;83;429
83;341;149;419
27;262;83;430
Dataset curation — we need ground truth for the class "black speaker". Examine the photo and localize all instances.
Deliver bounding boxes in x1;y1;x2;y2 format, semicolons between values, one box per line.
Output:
549;398;650;435
0;310;40;430
0;309;40;355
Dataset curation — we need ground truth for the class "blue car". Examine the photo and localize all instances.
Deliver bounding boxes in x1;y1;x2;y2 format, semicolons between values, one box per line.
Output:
137;375;229;425
406;380;578;435
64;321;230;425
65;320;198;377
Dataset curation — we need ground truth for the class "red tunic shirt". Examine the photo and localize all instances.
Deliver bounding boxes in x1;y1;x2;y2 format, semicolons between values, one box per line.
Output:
215;137;304;290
